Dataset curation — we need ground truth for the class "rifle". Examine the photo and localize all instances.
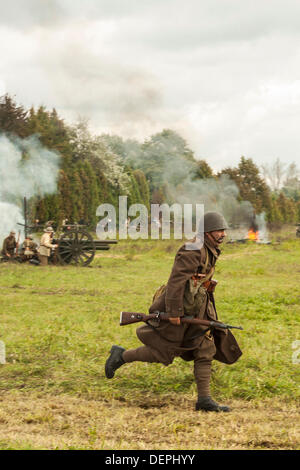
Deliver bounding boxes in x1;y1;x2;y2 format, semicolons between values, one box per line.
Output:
120;311;243;330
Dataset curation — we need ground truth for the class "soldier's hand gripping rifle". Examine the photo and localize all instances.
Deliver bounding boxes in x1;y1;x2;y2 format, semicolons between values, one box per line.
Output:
120;311;243;330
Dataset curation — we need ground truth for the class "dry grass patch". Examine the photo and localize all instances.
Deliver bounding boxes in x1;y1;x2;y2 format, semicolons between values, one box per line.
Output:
0;392;298;450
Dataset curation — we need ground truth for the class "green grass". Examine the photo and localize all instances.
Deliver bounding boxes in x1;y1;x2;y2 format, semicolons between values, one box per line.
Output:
0;236;299;402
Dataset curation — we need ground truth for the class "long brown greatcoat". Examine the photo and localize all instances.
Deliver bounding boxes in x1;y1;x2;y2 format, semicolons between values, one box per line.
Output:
136;237;242;366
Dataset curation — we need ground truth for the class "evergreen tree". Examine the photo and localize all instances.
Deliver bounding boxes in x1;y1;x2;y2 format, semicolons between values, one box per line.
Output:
125;169;143;207
0;94;28;137
268;196;283;224
57;170;73;222
276;192;297;223
220;157;272;215
133;169;150;210
151;187;165;205
27;106;72;165
193;159;214;179
69;165;85;222
35;197;48;223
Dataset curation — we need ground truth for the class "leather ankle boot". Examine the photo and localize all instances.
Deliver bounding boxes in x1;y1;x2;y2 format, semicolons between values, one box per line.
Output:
196;396;230;412
105;345;125;379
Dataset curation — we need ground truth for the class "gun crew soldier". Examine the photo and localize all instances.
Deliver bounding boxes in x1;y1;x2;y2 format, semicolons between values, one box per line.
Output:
105;212;242;412
38;227;58;266
1;231;18;260
21;235;38;260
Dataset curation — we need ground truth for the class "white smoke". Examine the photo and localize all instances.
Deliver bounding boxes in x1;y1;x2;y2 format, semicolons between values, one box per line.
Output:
255;212;269;243
0;133;60;244
172;174;270;242
165;172;254;234
122;129;269;241
152;147;270;241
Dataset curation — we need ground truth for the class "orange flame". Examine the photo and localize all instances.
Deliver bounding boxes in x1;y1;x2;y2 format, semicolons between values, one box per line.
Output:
248;229;259;241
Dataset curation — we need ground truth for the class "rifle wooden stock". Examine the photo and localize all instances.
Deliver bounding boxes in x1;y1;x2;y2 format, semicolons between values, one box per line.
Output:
120;312;243;330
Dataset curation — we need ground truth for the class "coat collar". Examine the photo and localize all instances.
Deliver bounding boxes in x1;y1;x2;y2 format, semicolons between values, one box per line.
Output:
204;235;221;258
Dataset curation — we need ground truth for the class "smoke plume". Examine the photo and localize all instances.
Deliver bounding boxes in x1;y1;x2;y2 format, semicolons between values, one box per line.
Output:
172;174;270;242
166;173;255;237
0;133;61;244
125;130;269;241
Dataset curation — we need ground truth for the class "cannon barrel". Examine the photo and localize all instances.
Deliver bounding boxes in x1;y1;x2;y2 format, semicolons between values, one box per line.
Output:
94;239;118;245
94;244;110;251
54;240;111;251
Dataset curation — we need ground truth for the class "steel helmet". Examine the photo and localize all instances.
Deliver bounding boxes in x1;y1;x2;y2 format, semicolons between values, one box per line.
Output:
204;211;229;232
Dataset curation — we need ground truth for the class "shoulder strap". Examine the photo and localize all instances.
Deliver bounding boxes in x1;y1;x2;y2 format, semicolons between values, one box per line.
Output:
200;246;209;272
199;266;215;284
198;246;214;283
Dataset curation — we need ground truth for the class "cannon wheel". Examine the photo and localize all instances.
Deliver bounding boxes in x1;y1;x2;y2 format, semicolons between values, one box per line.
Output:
57;229;95;266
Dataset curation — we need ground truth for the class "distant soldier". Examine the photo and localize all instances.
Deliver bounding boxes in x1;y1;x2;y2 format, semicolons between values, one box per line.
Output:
38;227;58;266
22;235;38;260
1;231;17;260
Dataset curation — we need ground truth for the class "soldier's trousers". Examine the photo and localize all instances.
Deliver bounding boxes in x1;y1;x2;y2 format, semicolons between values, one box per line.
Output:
123;346;212;397
38;254;49;266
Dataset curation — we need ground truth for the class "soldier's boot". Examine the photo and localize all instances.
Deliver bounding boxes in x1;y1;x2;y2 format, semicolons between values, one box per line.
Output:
195;396;230;412
105;345;126;379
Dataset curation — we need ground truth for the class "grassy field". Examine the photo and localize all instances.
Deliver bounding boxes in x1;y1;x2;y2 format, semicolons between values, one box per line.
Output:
0;231;299;450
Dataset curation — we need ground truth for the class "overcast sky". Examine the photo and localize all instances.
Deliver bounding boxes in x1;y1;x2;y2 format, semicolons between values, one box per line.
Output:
1;0;300;170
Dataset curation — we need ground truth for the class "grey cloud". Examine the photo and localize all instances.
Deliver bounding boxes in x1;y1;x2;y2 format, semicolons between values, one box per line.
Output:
0;0;153;30
0;0;64;29
2;0;300;52
30;39;163;131
2;0;300;170
112;0;300;51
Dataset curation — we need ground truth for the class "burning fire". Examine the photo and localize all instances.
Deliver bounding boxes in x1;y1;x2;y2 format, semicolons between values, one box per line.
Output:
248;229;259;241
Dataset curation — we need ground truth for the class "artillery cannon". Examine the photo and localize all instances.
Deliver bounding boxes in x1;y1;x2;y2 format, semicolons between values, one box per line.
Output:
53;225;117;266
17;197;118;267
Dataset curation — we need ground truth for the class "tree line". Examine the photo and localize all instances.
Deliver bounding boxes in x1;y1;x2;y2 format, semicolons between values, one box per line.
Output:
0;94;299;228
